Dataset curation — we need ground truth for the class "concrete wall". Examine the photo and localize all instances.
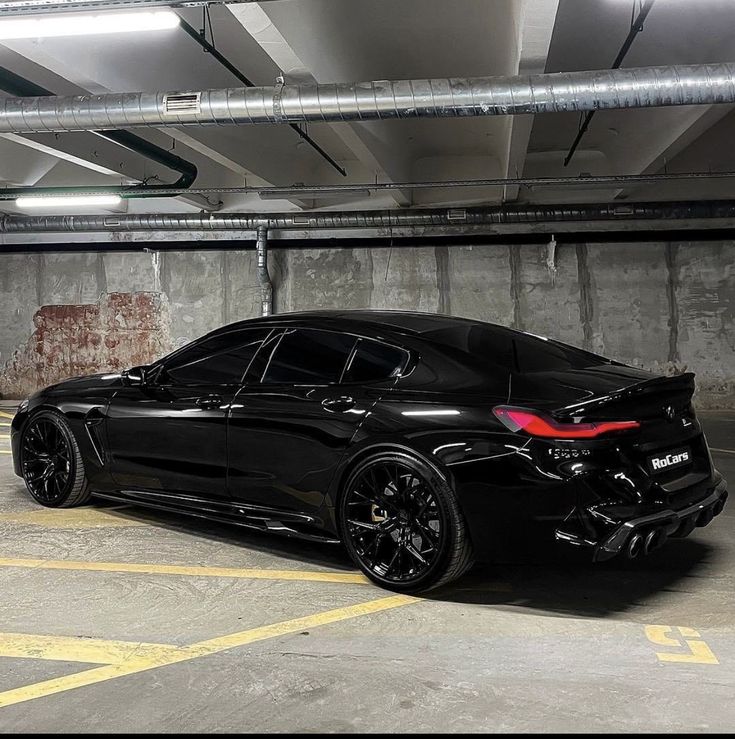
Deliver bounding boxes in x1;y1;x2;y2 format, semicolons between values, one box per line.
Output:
1;240;734;407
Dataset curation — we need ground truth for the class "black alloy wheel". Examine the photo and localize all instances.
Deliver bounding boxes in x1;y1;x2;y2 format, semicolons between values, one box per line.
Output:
340;452;473;592
20;411;90;508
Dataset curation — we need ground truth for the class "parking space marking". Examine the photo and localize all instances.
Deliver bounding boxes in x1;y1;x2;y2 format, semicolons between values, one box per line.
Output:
0;450;10;455
645;625;719;664
0;557;370;585
710;447;735;455
0;593;417;709
0;633;179;665
0;411;14;420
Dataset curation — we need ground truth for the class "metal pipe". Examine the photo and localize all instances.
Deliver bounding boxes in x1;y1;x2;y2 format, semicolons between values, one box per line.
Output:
177;16;346;177
4;170;735;201
5;199;735;233
0;66;198;196
256;224;272;317
2;63;735;134
564;0;656;167
0;0;277;16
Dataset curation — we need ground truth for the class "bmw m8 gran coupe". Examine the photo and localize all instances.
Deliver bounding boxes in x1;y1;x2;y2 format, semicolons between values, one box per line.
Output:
11;311;729;592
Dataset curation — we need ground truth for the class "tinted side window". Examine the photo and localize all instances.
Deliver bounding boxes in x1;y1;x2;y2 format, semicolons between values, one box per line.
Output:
514;334;608;373
344;339;407;383
163;329;270;385
263;329;357;385
425;325;515;370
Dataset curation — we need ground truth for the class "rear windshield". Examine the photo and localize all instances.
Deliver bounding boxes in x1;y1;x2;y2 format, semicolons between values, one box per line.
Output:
424;324;610;374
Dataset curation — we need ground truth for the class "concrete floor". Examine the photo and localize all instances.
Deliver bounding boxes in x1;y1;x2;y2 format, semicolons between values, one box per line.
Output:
0;406;734;733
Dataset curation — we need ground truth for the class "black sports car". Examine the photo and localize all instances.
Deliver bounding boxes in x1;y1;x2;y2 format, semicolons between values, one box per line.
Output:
10;310;728;592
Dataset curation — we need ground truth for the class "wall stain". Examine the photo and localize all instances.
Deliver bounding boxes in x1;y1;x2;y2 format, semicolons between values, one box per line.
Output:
508;245;523;330
665;243;680;364
576;244;594;351
1;292;172;399
159;251;170;296
364;248;375;308
435;245;451;315
95;253;107;297
272;247;289;313
35;254;44;307
221;251;230;325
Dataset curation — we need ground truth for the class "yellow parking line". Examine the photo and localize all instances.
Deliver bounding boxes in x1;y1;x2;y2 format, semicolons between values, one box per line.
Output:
0;633;179;665
0;451;11;455
0;411;14;420
710;447;735;455
0;557;369;585
0;422;10;427
0;594;417;708
0;434;9;440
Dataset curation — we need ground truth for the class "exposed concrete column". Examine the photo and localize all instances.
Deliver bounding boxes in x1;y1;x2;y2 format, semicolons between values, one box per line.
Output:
256;224;273;317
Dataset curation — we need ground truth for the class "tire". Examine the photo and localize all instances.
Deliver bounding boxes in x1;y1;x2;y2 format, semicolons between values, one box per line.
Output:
338;451;473;593
20;410;91;508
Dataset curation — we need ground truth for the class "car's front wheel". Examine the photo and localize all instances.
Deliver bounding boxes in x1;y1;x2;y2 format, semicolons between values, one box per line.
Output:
339;451;473;593
20;410;91;508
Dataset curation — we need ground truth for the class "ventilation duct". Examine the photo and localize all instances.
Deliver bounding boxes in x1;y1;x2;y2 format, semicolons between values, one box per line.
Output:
3;200;735;234
0;64;734;133
0;66;198;198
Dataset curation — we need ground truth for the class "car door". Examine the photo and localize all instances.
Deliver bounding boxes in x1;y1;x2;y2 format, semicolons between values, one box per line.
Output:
106;327;271;500
227;328;409;516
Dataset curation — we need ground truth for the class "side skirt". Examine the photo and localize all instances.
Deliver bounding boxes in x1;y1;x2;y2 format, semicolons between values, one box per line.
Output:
92;490;341;545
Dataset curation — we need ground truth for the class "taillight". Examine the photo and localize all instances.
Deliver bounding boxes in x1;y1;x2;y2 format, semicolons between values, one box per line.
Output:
492;405;640;439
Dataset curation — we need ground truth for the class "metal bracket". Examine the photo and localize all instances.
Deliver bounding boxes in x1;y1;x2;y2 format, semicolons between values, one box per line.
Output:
273;75;286;123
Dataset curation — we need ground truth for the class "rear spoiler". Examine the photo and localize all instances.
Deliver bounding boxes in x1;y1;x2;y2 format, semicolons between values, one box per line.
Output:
556;372;695;417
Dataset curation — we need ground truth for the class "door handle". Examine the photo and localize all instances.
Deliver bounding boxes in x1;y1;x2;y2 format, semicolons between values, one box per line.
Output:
195;394;223;410
322;395;356;412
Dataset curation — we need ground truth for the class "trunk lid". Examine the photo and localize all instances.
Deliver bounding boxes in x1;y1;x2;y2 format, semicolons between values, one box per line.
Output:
512;365;708;501
553;371;695;422
511;364;695;422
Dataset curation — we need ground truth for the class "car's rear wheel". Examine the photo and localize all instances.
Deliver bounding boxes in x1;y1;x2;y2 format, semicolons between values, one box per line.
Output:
20;411;91;508
339;452;473;593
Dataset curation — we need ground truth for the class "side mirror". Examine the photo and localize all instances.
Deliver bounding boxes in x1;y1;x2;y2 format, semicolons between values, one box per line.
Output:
122;365;150;387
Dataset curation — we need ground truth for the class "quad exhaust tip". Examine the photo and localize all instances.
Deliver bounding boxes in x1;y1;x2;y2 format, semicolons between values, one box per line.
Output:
626;534;644;559
626;527;668;559
620;493;726;559
643;528;667;556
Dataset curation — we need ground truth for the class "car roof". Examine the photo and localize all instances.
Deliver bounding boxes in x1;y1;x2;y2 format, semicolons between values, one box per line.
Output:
214;310;505;337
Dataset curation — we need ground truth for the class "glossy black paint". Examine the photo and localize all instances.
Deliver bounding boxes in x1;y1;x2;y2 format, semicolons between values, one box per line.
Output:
11;310;728;561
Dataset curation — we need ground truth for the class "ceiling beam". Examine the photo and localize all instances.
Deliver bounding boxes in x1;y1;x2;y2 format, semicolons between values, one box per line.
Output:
613;105;735;200
504;0;560;202
227;2;411;207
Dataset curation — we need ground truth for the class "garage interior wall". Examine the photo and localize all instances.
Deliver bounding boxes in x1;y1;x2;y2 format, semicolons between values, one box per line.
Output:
0;240;733;407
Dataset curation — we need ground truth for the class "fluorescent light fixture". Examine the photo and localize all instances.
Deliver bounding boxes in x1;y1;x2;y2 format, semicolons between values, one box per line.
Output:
0;0;114;7
16;194;122;209
402;409;461;417
0;9;179;40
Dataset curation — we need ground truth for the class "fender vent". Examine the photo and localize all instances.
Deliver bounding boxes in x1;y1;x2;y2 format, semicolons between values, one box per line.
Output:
163;93;201;115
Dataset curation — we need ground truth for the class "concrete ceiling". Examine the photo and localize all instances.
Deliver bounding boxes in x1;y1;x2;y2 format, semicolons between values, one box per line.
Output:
0;0;734;215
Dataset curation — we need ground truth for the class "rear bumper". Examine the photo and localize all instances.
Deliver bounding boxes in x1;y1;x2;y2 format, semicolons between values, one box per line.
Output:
592;478;728;561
